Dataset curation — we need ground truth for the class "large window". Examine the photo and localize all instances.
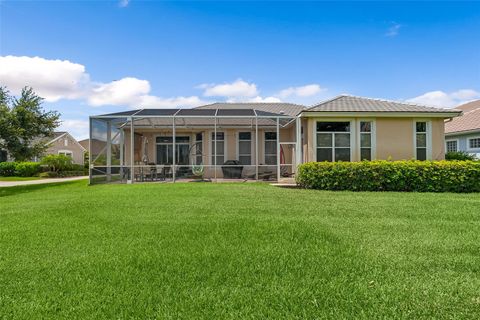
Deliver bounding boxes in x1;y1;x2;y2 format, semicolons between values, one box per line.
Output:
359;121;372;160
264;132;277;165
156;136;190;165
469;138;480;149
316;122;351;162
58;150;72;158
211;132;225;165
238;132;252;165
415;122;427;160
446;140;458;153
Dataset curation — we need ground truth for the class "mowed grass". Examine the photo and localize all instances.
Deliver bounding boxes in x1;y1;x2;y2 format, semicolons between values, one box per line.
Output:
1;181;479;319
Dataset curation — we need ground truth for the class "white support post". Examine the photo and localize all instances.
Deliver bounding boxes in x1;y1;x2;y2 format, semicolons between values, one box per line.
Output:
119;128;124;182
106;121;112;182
130;117;134;184
255;116;258;181
88;117;93;185
172;116;176;182
214;117;217;182
295;117;302;171
276;117;280;182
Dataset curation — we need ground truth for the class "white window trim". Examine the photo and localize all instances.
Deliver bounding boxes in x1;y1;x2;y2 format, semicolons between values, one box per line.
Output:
413;120;432;160
356;119;376;161
64;139;68;147
58;150;73;156
209;131;227;165
236;131;254;165
467;136;480;151
264;131;278;164
313;118;355;162
445;138;459;153
154;134;191;165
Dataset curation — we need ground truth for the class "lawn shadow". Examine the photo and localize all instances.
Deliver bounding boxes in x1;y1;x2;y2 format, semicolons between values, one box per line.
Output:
0;180;87;198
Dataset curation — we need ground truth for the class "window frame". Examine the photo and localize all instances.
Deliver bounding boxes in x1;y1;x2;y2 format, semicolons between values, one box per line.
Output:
314;119;354;162
413;120;432;161
58;150;73;158
445;139;459;153
264;131;277;165
237;131;252;165
467;136;480;150
154;135;191;165
357;119;376;161
211;131;226;166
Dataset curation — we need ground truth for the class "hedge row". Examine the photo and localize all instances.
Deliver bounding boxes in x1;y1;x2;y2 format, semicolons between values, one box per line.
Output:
296;160;480;193
0;162;41;177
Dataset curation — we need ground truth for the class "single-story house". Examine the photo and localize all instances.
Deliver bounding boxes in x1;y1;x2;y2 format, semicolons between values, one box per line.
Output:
43;132;86;164
445;100;480;158
89;95;461;184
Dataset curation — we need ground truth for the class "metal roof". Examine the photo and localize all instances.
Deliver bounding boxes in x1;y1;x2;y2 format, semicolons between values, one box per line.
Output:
195;102;306;116
305;95;461;114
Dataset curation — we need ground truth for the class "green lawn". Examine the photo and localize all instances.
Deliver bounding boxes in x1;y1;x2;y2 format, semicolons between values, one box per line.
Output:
0;176;44;181
1;181;479;319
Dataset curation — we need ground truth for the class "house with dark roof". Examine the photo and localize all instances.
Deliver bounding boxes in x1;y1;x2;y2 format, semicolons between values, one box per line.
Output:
445;100;480;158
88;95;461;184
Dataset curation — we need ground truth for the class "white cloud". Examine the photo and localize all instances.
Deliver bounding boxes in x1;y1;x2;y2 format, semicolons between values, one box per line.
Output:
0;55;206;109
119;0;130;8
200;79;258;98
408;89;480;108
386;23;402;37
278;84;324;98
0;55;89;102
247;96;282;103
59;119;90;141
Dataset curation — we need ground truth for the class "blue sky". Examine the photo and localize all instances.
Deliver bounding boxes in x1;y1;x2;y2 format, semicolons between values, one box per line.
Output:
1;0;479;139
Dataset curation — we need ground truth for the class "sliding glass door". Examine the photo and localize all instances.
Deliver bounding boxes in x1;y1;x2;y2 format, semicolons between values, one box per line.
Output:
156;136;190;165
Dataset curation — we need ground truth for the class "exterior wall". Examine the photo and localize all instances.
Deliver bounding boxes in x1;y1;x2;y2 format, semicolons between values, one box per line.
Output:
46;134;85;164
303;117;446;162
446;131;480;158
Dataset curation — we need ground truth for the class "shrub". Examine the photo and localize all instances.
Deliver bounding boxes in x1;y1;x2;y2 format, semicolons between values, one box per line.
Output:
14;162;41;177
296;160;480;193
41;154;73;172
39;171;59;178
0;162;17;176
445;151;476;161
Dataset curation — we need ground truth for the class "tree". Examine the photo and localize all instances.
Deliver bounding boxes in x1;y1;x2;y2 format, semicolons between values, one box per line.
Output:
0;87;60;161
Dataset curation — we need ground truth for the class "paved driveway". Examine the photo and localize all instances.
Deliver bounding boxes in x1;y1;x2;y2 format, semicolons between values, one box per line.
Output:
0;176;88;187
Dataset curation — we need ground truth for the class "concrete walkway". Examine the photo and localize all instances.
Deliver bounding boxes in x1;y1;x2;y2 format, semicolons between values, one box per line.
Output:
0;176;88;188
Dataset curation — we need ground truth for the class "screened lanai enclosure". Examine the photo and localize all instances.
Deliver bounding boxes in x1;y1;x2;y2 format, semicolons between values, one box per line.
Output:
89;108;301;184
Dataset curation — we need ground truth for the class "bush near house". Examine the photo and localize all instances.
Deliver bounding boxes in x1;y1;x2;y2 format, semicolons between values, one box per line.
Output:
445;151;476;161
14;162;41;177
297;160;480;193
0;162;17;176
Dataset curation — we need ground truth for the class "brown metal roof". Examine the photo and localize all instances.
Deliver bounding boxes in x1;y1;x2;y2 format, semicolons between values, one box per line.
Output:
305;95;460;114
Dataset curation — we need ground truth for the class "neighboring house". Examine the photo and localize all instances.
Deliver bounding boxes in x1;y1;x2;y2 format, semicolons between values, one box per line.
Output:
445;100;480;158
44;132;86;164
89;95;461;183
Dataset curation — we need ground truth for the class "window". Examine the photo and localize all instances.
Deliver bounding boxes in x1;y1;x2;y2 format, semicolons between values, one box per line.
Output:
446;140;458;153
264;132;277;165
469;138;480;149
211;132;225;165
156;136;190;165
195;133;203;165
316;122;351;162
415;122;427;160
58;151;72;158
64;139;68;147
360;121;372;160
238;132;251;165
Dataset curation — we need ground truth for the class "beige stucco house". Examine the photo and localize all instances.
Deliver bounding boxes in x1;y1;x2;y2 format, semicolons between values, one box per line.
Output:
44;132;86;165
89;95;461;184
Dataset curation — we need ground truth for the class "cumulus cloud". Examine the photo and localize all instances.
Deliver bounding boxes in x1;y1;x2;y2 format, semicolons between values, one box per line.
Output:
0;55;205;109
59;119;90;141
0;56;89;102
278;84;324;99
247;96;282;103
408;89;480;108
200;79;258;98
